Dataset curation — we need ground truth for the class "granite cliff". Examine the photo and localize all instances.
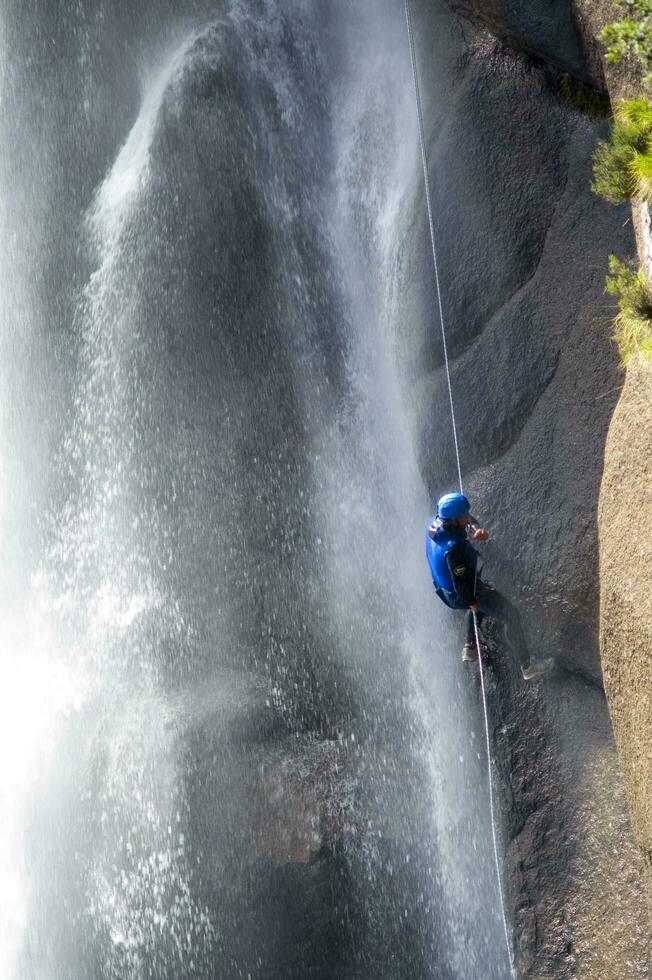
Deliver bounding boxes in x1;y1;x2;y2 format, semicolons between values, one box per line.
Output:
411;0;651;972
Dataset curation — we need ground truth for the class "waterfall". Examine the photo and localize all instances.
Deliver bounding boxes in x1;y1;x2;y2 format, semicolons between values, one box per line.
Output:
0;1;511;977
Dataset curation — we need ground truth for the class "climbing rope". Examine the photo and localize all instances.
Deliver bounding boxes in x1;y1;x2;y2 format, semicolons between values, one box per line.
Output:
402;0;463;495
403;1;515;975
473;614;515;978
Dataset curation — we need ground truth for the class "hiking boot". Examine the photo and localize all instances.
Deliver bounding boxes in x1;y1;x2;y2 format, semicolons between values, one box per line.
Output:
521;656;554;681
462;642;478;662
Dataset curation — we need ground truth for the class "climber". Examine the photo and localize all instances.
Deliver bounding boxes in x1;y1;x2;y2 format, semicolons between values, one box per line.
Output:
425;492;553;681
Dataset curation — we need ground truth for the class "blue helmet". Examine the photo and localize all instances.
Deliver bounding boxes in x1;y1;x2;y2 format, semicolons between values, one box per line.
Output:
437;492;470;519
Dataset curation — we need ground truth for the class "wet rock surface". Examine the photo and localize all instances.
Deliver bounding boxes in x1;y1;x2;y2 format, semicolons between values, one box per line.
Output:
448;0;603;86
15;6;456;978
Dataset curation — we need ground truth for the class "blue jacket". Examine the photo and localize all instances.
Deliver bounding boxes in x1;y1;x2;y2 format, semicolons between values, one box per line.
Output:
425;517;478;610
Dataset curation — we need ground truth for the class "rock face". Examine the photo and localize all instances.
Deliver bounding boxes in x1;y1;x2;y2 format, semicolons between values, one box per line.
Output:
411;0;623;681
599;362;652;921
3;0;649;973
450;0;603;85
575;0;652;939
409;0;651;972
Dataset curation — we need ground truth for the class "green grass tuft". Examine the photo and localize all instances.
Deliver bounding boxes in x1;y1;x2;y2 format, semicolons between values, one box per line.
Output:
605;254;652;363
592;98;652;202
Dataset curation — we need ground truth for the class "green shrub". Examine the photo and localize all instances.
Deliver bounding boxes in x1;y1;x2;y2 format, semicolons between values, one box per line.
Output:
605;254;652;362
600;1;652;82
591;98;652;202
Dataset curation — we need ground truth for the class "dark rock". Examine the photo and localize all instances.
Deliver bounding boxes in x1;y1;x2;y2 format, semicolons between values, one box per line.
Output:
446;0;605;88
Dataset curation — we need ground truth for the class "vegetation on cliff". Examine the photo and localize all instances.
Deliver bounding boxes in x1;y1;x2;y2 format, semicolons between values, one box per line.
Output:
604;255;652;362
591;98;652;202
591;98;652;361
600;0;652;82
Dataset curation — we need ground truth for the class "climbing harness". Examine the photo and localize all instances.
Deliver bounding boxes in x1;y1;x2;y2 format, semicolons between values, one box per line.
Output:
403;1;516;975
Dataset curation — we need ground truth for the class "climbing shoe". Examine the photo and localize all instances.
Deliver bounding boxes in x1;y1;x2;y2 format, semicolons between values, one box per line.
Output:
521;657;554;681
462;643;478;662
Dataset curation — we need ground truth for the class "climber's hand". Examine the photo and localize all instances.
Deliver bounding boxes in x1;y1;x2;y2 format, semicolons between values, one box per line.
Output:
471;527;489;542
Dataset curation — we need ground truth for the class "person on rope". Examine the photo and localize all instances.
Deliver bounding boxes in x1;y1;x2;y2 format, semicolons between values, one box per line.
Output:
425;492;554;681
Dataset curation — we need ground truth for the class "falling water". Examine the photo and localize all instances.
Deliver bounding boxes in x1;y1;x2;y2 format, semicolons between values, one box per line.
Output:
0;1;511;977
